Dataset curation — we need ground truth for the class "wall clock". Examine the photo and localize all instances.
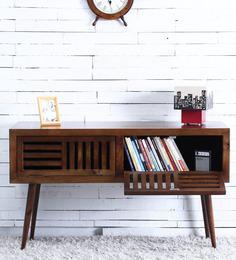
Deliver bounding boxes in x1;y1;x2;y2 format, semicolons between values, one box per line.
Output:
87;0;134;26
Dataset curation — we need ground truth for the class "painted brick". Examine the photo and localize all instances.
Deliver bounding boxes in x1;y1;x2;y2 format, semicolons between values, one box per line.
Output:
0;0;235;236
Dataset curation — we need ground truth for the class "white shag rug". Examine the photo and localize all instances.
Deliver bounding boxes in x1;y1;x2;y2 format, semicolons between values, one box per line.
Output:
0;236;236;260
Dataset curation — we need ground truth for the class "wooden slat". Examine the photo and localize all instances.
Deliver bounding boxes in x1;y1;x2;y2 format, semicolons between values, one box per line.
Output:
101;141;107;170
69;142;75;169
129;172;133;189
23;136;115;142
157;174;162;190
23;169;113;176
93;141;99;169
219;175;225;190
22;137;64;142
223;131;230;182
86;142;91;169
115;136;124;177
179;175;219;179
124;172;130;191
24;161;62;167
24;144;62;151
109;140;115;171
17;137;24;172
149;173;154;191
24;153;61;159
179;184;220;188
180;180;220;184
10;131;18;181
61;142;67;170
141;173;146;191
179;175;219;180
77;142;83;169
166;173;171;190
173;172;179;189
133;172;138;191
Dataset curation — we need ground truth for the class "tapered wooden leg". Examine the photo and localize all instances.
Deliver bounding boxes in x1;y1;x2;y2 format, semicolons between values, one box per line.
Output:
205;195;216;248
201;195;210;238
30;184;41;240
21;184;37;250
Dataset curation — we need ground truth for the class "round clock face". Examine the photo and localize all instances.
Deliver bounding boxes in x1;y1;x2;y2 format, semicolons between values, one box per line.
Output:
93;0;129;14
87;0;133;21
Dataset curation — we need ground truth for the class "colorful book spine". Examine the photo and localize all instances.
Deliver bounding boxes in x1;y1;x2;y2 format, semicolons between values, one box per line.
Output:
165;138;182;171
124;136;189;172
142;139;155;170
169;137;189;171
160;138;174;171
124;141;135;171
151;138;167;171
168;138;185;171
131;137;145;171
145;140;160;171
147;137;163;171
134;137;148;171
154;137;172;171
138;139;153;171
162;138;178;171
125;137;140;171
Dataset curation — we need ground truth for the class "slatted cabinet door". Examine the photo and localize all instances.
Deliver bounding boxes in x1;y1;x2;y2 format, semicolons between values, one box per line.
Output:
15;136;116;178
65;137;115;175
20;137;64;171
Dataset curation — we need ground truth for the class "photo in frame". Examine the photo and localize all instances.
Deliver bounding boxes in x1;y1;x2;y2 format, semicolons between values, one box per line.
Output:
37;96;61;127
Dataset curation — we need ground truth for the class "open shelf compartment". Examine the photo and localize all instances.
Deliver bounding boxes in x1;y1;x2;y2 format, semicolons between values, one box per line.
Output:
124;171;226;195
124;135;224;172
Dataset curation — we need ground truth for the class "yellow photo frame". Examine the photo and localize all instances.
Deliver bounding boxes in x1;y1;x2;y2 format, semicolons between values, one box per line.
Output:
37;96;61;127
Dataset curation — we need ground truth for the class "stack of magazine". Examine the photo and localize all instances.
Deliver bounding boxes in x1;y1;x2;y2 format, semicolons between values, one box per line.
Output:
124;136;189;172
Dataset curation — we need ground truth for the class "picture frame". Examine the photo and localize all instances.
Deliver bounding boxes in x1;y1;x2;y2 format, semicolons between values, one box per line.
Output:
37;96;61;127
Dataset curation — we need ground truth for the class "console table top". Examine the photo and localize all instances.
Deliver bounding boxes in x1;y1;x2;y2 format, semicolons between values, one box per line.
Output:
11;121;228;130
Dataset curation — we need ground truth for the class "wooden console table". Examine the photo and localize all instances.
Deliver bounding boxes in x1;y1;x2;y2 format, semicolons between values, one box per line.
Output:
9;121;230;249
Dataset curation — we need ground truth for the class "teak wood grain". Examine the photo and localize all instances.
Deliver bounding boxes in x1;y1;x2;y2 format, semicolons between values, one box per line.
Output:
9;121;230;249
9;121;230;183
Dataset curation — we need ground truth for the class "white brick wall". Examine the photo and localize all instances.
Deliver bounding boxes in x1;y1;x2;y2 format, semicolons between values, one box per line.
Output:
0;0;236;236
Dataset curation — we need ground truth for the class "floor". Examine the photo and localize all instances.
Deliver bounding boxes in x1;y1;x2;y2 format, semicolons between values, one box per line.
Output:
0;236;235;260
